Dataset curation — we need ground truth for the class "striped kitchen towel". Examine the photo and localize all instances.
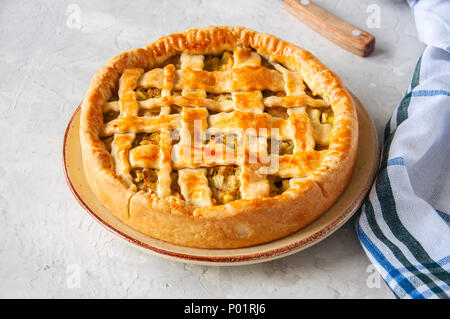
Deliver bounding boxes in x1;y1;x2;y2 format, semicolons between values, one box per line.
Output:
357;0;450;299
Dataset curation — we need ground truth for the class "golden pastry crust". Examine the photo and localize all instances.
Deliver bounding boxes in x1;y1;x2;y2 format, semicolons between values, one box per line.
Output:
80;26;358;248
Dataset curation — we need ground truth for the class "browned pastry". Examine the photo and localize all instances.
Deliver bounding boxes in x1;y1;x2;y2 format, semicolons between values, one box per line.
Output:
80;26;358;248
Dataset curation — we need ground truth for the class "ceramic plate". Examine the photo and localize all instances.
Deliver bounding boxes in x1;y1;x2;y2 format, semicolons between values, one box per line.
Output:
63;94;379;266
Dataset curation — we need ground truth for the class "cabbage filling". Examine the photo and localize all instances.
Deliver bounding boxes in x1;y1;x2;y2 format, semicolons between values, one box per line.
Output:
210;134;237;150
133;132;160;148
136;87;161;101
207;166;241;205
131;168;158;192
266;106;288;119
170;105;182;114
140;108;161;117
206;93;232;102
268;175;290;196
161;54;181;69
306;107;334;146
262;90;286;98
261;56;276;70
102;136;113;152
103;111;119;124
303;82;322;100
319;108;334;124
170;171;182;197
204;51;234;71
267;139;294;155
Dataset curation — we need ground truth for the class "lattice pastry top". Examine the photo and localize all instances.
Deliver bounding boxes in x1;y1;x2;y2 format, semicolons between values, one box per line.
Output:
80;26;358;248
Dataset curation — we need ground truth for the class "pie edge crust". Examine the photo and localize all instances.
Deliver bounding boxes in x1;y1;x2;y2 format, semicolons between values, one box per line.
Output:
79;26;358;248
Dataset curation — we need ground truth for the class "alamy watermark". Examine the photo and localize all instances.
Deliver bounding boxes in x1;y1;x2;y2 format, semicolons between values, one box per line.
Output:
66;4;81;30
171;121;281;174
366;264;382;289
366;4;381;29
66;264;81;289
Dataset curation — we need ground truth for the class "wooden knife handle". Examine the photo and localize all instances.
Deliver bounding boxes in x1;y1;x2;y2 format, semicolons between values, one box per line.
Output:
284;0;375;57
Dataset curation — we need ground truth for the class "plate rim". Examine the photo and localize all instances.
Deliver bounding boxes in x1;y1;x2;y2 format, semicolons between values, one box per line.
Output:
63;98;379;265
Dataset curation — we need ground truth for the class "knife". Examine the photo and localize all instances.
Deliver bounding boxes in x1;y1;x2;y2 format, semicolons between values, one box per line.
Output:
284;0;376;57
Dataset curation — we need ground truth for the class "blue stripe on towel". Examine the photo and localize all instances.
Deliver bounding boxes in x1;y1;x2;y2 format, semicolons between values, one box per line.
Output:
411;90;450;97
357;223;425;298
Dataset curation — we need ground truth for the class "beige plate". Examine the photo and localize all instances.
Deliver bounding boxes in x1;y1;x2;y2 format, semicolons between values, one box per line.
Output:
63;94;379;266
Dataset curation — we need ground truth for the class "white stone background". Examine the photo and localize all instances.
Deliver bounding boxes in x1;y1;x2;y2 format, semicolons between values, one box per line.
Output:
0;0;425;298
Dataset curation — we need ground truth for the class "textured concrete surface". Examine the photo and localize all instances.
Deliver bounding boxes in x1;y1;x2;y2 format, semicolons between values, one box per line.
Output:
0;0;425;298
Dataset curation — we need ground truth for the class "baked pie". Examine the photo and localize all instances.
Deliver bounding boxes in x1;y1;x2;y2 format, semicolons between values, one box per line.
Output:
80;26;358;248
